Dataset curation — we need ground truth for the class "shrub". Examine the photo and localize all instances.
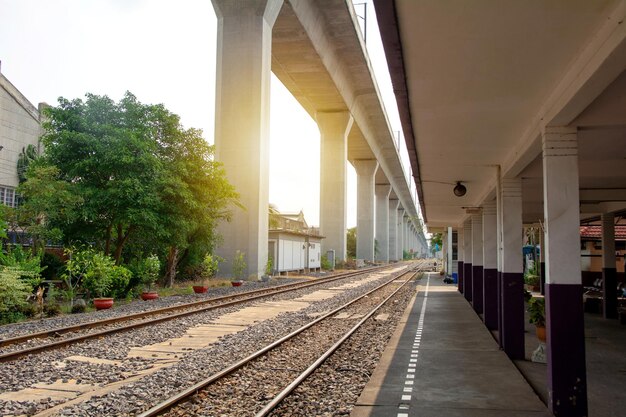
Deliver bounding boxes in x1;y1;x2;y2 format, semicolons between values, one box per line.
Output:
108;265;132;299
71;299;87;314
0;267;33;324
44;302;62;317
321;254;332;270
528;297;545;327
202;253;222;280
232;250;246;281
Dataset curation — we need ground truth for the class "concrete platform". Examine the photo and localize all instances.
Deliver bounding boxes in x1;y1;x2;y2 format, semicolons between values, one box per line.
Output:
352;274;551;417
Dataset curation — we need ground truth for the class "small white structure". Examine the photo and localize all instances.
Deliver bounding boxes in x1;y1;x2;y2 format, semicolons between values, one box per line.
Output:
268;230;323;274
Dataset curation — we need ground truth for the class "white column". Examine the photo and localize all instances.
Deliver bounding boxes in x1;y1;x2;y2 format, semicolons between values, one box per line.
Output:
463;219;473;300
389;199;400;261
212;0;283;279
500;177;524;360
483;201;498;329
353;159;378;261
318;111;353;262
471;213;484;313
542;126;587;415
601;213;617;319
447;226;454;275
375;184;392;262
483;202;497;270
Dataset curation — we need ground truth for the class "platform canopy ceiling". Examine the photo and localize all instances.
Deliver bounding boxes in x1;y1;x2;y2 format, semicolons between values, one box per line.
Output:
374;0;626;230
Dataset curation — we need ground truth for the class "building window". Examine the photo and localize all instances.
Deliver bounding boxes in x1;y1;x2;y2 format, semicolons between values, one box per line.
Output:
0;186;17;208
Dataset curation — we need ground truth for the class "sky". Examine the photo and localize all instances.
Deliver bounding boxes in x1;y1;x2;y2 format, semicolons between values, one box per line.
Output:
0;0;417;230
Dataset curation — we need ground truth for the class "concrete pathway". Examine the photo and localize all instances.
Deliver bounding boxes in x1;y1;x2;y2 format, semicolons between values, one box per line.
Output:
353;274;551;417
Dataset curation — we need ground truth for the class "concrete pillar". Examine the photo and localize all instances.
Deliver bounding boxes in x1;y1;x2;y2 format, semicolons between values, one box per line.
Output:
212;0;283;279
499;178;524;360
602;213;618;319
397;208;405;260
318;111;353;262
482;201;498;330
463;219;473;301
496;171;503;346
542;126;587;416
538;227;546;295
447;226;454;277
375;184;392;262
353;159;378;261
471;213;484;314
457;225;464;294
389;199;400;261
403;215;409;255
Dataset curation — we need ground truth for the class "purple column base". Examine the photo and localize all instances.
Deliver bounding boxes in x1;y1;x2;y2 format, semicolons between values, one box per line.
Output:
457;261;464;294
472;265;484;314
603;267;618;319
483;268;498;330
540;262;546;295
501;272;524;360
464;263;473;302
497;271;502;347
546;283;588;416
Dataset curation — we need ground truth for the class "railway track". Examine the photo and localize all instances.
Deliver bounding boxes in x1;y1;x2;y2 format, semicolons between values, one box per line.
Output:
137;261;430;417
0;260;432;417
0;265;391;362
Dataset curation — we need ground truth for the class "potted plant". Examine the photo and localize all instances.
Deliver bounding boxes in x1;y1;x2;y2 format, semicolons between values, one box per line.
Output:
261;256;273;282
82;252;116;310
231;250;246;287
193;253;222;293
527;297;546;342
139;255;160;300
524;272;540;292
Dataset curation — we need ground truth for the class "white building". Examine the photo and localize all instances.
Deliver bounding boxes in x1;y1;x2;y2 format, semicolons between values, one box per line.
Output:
0;62;44;207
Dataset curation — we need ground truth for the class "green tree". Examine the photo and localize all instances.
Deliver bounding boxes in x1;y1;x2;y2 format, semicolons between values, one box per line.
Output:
38;93;164;263
346;227;356;258
21;92;239;286
156;124;239;286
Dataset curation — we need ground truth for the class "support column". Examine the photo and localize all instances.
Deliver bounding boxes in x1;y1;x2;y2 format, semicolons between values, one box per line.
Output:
463;219;473;301
447;227;454;277
543;126;587;416
389;200;400;261
458;225;465;294
602;213;618;319
318;111;353;262
500;178;524;360
496;172;503;346
397;208;405;260
539;226;546;295
353;159;378;261
212;0;283;279
483;201;498;330
403;216;409;255
471;213;484;314
375;185;392;262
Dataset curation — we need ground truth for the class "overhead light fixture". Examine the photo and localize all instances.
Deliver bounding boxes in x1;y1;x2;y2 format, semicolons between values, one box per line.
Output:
453;181;466;197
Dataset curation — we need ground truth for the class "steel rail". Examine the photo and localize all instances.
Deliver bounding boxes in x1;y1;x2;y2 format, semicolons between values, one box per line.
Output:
0;265;392;362
255;266;424;416
137;261;427;417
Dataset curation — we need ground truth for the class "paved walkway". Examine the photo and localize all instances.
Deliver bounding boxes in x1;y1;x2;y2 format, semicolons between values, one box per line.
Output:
352;274;550;417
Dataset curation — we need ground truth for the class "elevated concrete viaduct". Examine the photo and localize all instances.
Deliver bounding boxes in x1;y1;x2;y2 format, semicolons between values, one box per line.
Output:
211;0;425;279
374;0;626;415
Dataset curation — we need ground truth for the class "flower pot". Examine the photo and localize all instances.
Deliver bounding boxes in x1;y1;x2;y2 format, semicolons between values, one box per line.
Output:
231;281;243;287
140;291;159;301
193;285;209;293
93;298;114;310
535;325;546;342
